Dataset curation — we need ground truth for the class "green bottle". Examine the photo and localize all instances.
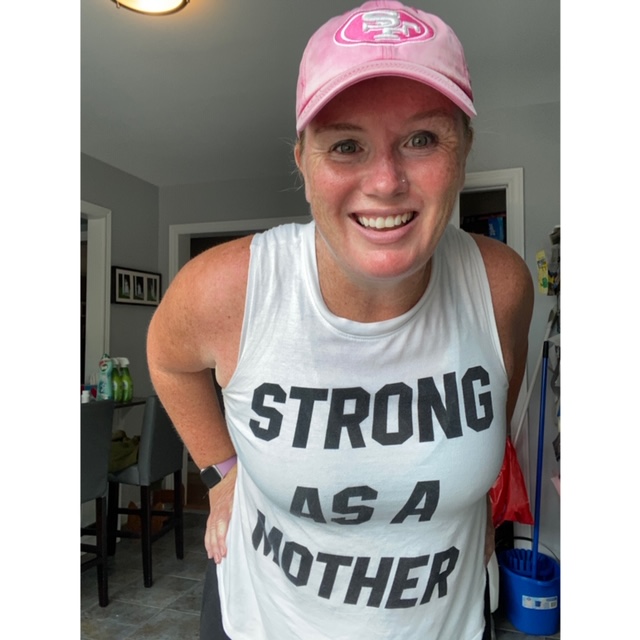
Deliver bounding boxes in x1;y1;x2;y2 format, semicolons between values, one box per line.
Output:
111;358;123;403
119;357;134;403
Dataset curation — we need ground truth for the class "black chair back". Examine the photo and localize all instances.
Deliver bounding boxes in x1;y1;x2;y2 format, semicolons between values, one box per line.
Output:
81;400;115;504
136;395;184;485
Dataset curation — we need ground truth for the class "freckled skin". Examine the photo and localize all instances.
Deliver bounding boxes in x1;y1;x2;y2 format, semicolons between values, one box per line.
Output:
295;77;472;322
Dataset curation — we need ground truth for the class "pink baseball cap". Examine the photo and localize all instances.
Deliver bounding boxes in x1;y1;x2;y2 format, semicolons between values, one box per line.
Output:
296;1;476;133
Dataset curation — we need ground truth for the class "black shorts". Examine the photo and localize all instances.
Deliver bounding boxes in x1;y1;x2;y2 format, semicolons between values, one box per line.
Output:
200;560;493;640
482;568;493;640
200;559;232;640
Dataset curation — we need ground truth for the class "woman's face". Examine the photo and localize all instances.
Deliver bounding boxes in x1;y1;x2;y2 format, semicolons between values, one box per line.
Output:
295;76;472;289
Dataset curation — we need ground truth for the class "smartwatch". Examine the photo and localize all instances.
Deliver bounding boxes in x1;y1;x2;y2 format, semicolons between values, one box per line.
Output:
200;455;237;490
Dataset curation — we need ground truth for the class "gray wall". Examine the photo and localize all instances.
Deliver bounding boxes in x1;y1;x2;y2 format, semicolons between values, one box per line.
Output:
81;153;159;405
158;174;307;277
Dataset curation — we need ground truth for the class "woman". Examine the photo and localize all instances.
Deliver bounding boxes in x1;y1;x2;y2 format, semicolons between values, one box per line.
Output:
147;2;533;638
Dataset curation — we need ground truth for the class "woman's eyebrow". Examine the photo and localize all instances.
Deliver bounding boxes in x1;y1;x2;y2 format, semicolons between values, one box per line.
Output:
408;108;456;123
314;109;456;135
312;122;364;136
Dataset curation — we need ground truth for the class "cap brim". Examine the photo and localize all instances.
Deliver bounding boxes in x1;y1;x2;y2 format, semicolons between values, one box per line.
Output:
296;60;476;134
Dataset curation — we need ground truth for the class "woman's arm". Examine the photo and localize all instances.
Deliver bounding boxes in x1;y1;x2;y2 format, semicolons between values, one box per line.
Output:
473;234;534;565
472;233;534;429
146;235;253;562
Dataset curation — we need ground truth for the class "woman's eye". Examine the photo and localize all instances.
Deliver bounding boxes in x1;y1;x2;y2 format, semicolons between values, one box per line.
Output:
331;140;358;154
408;132;437;148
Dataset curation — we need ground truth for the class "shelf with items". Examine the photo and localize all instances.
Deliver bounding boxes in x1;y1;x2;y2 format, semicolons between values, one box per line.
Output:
537;226;560;498
459;187;508;243
536;225;560;297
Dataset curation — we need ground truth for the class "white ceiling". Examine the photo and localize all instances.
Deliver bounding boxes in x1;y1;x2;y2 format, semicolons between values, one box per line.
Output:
81;0;560;188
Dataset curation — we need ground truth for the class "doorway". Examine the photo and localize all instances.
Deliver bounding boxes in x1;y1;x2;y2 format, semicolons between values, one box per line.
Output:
459;189;507;242
453;167;524;258
81;220;88;382
81;200;112;533
81;200;112;385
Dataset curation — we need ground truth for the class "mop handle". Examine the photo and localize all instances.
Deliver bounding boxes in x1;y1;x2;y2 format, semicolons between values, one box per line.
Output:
512;306;557;446
531;340;550;579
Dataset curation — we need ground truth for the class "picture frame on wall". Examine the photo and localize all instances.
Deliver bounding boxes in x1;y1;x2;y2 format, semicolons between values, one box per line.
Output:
111;266;162;306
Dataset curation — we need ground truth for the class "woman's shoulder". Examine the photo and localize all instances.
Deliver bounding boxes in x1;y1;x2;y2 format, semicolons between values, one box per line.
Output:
438;226;532;309
469;233;532;305
185;233;253;330
148;235;253;375
469;233;534;383
183;233;253;303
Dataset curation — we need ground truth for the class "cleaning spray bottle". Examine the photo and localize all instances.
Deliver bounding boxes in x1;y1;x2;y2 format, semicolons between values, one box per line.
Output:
97;353;113;400
111;358;123;403
119;357;134;403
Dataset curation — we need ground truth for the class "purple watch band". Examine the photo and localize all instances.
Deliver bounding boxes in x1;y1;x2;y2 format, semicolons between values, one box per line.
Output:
215;455;238;478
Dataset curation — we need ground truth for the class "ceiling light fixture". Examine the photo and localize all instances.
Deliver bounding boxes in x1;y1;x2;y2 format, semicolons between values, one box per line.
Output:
111;0;190;16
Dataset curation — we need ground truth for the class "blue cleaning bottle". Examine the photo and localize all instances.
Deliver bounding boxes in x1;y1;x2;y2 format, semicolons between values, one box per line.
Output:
97;354;113;400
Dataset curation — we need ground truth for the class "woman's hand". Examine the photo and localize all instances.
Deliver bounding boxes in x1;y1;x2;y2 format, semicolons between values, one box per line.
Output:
204;465;238;563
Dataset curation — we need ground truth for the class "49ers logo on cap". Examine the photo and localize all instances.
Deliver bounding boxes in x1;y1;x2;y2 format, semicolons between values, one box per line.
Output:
335;9;434;45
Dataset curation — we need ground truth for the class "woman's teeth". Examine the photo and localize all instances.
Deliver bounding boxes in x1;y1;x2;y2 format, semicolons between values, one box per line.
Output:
357;212;415;229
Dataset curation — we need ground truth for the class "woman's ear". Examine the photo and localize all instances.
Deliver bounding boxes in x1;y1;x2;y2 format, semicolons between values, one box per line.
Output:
294;140;302;172
463;127;474;161
457;127;473;191
294;141;311;204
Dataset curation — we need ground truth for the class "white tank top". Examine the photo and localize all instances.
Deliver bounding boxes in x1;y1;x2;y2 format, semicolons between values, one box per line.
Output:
218;221;507;640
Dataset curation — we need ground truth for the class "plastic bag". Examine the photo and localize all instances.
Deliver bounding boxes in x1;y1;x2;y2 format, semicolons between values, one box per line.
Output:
109;429;140;473
489;437;534;528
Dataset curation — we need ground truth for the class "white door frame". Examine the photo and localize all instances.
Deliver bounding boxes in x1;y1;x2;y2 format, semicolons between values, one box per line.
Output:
80;200;112;534
451;167;524;260
465;167;524;257
453;167;525;258
81;200;112;384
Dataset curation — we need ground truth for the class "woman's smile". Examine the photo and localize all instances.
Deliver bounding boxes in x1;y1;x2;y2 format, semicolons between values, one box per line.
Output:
295;76;471;304
354;211;417;230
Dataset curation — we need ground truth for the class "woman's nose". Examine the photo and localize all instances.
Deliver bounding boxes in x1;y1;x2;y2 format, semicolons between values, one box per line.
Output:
361;151;409;199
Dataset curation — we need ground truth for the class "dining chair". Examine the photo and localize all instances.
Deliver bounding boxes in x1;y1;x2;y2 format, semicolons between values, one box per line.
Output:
107;395;184;587
81;399;115;607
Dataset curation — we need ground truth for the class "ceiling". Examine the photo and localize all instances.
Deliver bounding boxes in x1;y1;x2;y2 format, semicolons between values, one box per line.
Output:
81;0;560;188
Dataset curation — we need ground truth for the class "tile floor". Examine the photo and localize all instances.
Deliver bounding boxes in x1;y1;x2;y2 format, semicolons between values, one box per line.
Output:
81;511;560;639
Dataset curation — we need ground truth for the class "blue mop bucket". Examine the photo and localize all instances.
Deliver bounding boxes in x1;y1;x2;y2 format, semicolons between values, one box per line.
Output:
498;549;560;635
498;340;560;635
